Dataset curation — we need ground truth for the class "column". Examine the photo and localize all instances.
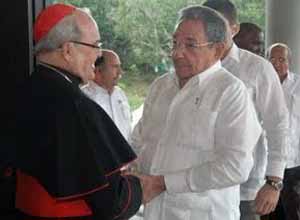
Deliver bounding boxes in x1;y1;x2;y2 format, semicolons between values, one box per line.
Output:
266;0;300;74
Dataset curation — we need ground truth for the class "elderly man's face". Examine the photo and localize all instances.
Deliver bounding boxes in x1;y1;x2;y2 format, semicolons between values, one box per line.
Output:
70;11;102;83
171;19;219;87
95;53;122;94
269;46;289;78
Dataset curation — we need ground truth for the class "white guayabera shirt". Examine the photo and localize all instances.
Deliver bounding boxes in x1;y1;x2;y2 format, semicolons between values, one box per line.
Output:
282;72;300;168
222;44;289;200
131;61;262;220
82;81;132;141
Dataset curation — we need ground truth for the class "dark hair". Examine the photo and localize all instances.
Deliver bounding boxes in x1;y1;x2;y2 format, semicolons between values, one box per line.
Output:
238;22;262;36
94;56;105;68
177;5;227;43
203;0;238;25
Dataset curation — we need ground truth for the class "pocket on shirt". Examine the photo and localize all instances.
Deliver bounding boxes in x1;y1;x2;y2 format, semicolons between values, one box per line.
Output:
159;107;217;170
190;107;217;151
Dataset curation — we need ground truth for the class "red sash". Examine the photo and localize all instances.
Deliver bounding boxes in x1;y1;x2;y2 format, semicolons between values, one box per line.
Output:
16;170;92;218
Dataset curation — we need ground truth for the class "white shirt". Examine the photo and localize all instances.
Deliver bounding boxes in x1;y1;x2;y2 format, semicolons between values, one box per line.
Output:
82;81;132;140
131;61;262;220
282;72;300;168
222;44;289;200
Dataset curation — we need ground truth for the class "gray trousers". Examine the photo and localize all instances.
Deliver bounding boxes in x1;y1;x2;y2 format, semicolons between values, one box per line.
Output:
240;200;260;220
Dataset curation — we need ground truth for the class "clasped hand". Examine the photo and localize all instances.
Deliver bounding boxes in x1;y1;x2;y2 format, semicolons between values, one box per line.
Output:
123;170;166;204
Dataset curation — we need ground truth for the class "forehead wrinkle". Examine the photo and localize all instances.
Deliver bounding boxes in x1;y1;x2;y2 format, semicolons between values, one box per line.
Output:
173;33;199;41
173;21;207;44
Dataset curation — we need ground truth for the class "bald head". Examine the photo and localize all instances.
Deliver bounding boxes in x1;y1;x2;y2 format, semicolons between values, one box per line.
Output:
266;43;291;83
94;50;123;94
95;50;120;66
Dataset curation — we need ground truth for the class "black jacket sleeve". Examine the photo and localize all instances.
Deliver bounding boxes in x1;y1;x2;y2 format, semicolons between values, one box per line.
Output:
85;173;142;220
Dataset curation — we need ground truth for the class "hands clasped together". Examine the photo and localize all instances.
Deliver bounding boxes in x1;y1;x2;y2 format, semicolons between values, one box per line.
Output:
122;167;166;204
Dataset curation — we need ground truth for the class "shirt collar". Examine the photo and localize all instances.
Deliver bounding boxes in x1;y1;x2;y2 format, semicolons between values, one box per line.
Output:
172;60;222;88
287;71;293;80
282;71;293;85
85;81;112;95
223;43;240;63
197;60;222;82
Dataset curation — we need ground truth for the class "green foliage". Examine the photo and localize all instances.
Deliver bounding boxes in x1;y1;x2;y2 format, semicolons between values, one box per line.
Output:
52;0;265;109
119;70;157;110
55;0;120;50
233;0;265;29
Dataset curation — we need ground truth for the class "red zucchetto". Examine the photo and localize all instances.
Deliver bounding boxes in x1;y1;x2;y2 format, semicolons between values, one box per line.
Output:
34;3;76;43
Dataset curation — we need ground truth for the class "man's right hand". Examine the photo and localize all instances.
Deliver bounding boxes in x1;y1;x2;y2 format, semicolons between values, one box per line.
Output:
255;183;280;215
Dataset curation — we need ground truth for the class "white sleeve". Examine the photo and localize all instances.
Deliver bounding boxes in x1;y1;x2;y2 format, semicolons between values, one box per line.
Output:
256;62;289;178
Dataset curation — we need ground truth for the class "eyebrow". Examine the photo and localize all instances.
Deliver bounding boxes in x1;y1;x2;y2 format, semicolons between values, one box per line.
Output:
172;35;197;42
185;37;198;42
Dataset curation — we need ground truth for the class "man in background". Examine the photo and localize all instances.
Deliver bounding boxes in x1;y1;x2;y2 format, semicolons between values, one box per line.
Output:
82;49;132;140
203;1;289;219
267;43;300;220
233;22;264;56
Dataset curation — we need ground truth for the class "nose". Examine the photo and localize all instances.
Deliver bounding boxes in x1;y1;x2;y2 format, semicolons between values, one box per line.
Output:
273;59;281;68
171;47;184;60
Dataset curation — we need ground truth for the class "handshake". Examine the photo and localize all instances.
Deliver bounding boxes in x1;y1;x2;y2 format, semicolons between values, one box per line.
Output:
122;164;166;204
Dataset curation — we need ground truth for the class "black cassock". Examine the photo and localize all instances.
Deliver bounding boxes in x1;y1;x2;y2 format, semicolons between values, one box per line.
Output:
17;64;142;220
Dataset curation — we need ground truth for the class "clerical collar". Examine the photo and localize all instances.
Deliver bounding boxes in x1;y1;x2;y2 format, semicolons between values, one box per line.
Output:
38;62;82;86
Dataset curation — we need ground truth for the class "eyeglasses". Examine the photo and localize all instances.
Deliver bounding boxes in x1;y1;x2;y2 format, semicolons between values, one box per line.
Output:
270;57;288;64
171;41;213;51
71;40;102;49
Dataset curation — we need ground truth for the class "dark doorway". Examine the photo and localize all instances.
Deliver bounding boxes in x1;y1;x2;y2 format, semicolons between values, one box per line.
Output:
1;0;46;218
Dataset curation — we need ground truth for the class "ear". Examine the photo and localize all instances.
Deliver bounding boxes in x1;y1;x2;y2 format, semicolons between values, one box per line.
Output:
213;42;226;60
93;68;104;85
94;67;100;76
94;67;103;79
60;42;74;62
231;23;240;37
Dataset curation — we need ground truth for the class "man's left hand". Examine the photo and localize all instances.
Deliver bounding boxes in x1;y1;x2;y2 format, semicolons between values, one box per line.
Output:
254;183;280;215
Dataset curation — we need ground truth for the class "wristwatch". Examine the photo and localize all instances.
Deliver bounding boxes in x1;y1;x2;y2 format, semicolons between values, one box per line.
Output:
266;178;283;191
